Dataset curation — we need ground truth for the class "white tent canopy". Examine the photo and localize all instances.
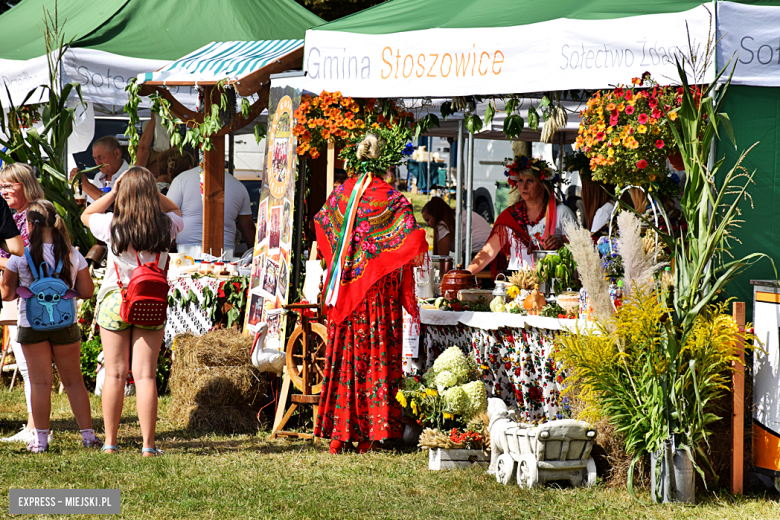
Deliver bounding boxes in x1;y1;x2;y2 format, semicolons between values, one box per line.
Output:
302;1;780;98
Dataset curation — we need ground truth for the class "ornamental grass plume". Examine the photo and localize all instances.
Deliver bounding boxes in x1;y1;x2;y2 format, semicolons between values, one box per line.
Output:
563;220;614;324
616;210;665;296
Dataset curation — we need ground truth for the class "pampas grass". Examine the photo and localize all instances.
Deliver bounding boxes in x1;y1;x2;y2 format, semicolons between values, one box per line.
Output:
563;220;614;324
615;211;665;296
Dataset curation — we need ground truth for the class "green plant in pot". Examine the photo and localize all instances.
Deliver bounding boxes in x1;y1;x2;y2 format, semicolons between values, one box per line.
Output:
559;54;773;503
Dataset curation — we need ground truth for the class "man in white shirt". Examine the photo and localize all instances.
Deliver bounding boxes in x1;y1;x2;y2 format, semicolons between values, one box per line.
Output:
167;166;256;258
69;136;129;203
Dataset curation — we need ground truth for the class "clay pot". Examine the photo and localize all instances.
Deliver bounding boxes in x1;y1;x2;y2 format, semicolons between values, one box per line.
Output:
668;151;685;172
440;265;477;300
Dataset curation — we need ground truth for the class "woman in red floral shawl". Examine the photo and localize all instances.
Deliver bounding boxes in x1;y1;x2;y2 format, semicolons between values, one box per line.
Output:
467;156;576;277
314;132;427;454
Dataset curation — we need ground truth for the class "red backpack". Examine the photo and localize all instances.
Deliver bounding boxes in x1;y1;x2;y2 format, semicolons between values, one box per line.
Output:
115;252;170;326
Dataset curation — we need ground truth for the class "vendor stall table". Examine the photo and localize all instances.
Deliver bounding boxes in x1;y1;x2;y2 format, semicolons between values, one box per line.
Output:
410;308;595;423
164;276;239;348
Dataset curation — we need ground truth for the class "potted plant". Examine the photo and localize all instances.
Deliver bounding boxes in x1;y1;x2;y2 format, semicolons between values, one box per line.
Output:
560;56;773;503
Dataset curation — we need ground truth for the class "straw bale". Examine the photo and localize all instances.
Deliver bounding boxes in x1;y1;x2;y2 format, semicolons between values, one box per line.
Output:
168;329;267;433
168;398;263;433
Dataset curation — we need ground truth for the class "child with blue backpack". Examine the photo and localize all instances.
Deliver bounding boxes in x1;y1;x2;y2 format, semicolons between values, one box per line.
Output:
0;200;100;453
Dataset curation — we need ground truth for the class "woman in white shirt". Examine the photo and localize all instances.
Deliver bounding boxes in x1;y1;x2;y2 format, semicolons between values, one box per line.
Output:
421;196;491;256
81;167;184;457
467;156;576;277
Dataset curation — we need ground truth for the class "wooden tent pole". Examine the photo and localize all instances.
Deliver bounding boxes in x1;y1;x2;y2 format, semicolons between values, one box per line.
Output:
732;301;746;494
202;85;225;257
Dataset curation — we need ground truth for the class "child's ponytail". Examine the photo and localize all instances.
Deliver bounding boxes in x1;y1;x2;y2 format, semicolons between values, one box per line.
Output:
26;200;75;288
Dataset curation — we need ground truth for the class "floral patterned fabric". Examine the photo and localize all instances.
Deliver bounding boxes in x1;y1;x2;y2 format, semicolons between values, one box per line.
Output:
416;323;563;423
315;271;405;442
314;177;427;325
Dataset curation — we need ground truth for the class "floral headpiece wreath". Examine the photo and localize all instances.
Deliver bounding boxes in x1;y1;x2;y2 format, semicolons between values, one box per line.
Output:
504;155;555;188
339;125;414;177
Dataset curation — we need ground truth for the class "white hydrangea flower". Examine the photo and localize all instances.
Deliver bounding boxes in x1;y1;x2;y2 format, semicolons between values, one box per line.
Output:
432;346;470;381
443;386;469;416
462;380;488;418
434;370;459;392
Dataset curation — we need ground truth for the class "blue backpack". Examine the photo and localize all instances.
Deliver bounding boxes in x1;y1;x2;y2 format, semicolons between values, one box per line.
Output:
16;248;79;331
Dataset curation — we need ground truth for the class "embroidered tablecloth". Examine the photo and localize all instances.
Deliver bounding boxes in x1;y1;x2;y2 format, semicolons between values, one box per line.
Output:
408;310;586;422
164;276;226;348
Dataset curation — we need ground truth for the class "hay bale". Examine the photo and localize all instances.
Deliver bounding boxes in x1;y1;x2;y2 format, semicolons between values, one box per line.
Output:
169;329;267;433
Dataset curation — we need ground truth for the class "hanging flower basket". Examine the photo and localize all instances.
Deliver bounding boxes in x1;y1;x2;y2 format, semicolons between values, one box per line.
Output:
577;73;702;188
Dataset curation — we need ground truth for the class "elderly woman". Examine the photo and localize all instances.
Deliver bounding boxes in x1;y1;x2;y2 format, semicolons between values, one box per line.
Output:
0;163;45;444
467;156;576;276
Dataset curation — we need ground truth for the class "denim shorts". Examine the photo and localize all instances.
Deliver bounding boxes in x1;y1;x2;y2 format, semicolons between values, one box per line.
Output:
96;290;166;332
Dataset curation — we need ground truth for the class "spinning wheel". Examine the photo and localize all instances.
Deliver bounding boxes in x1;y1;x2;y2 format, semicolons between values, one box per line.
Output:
271;274;328;440
285;322;327;394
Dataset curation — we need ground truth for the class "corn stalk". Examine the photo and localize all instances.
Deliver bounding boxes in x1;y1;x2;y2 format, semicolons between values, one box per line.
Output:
0;7;95;252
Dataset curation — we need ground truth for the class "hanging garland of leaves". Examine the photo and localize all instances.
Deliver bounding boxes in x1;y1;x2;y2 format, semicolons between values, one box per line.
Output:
124;78;267;164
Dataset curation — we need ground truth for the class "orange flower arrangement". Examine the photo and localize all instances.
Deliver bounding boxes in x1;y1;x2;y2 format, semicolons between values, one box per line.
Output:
293;91;414;163
577;73;702;188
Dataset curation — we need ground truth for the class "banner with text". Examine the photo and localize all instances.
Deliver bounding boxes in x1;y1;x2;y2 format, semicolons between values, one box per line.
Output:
304;5;714;98
1;49;198;108
718;2;780;87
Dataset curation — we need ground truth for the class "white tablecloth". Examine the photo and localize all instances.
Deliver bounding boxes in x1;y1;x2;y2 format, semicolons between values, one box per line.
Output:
411;309;598;422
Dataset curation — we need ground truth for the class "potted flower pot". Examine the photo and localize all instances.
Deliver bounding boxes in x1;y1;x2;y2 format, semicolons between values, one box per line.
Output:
649;439;695;504
668;152;685;172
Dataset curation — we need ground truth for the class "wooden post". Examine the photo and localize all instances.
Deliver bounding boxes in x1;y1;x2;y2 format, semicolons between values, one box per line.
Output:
202;85;225;257
732;301;746;495
326;139;335;196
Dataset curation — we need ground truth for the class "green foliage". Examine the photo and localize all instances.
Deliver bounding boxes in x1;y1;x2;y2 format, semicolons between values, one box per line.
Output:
80;337;102;384
0;10;95;252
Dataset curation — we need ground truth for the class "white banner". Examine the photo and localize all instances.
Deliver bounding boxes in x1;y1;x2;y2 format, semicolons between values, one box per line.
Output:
304;4;714;98
1;49;198;109
718;2;780;87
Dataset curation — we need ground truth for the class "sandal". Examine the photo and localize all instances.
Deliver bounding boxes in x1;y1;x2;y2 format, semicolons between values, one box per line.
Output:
101;445;119;453
142;447;164;457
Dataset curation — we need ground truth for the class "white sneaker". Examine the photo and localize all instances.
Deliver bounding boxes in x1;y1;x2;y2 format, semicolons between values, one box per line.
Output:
0;427;53;444
1;426;34;443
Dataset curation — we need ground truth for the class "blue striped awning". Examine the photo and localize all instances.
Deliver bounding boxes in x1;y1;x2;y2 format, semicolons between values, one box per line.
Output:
137;39;303;85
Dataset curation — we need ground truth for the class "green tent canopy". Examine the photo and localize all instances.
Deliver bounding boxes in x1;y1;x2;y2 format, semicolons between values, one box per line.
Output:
0;0;323;106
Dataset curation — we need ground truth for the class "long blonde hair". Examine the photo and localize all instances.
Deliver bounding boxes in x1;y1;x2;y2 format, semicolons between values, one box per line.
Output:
110;166;172;255
0;163;45;204
26;200;74;287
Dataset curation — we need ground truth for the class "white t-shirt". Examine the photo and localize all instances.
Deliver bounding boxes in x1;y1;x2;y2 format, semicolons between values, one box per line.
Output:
86;160;130;204
88;212;184;303
507;204;577;270
166;167;252;250
6;245;87;328
436;211;492;254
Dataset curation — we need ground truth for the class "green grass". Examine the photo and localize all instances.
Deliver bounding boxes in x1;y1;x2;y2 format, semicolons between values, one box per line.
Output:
1;388;779;519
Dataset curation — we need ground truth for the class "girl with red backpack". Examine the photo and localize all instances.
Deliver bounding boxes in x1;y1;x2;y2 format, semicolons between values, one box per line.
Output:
0;200;99;453
82;167;183;456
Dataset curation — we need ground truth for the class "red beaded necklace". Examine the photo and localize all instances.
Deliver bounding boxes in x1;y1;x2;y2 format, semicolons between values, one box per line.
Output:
516;200;547;228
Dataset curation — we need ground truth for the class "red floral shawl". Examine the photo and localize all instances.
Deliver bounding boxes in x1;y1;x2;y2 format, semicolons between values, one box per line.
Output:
314;178;428;325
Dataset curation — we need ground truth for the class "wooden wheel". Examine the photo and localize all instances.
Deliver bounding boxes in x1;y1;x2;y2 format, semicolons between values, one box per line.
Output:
285;322;328;394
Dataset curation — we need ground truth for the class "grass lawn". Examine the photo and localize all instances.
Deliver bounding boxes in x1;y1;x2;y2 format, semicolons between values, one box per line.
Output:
1;388;779;519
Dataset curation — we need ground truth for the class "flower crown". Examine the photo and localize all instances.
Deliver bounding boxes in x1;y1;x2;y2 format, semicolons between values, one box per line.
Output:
339;125;414;177
504;156;554;188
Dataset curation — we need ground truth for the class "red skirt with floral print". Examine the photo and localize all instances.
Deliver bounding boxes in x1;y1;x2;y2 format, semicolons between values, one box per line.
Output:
314;271;405;443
